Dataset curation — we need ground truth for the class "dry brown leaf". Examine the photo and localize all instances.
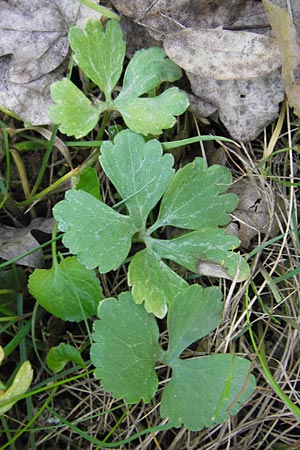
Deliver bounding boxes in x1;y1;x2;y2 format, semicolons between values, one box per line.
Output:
164;29;281;80
262;0;300;116
112;0;287;140
227;178;279;248
188;71;284;142
0;218;54;268
113;0;267;41
0;0;101;125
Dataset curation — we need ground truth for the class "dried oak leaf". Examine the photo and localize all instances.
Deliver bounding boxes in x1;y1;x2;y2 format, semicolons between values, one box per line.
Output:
0;0;101;125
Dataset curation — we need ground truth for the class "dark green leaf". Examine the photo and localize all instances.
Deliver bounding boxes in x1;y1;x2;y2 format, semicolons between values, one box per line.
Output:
28;256;102;321
75;167;102;201
160;355;256;430
47;343;85;373
165;284;223;361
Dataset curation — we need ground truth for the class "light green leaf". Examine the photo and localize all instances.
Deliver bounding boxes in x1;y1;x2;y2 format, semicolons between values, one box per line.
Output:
116;47;183;100
100;130;174;229
48;78;103;139
113;46;188;135
47;343;85;373
53;189;136;272
91;292;163;403
0;361;33;415
49;23;188;138
166;285;223;361
151;229;250;282
74;167;102;201
154;158;238;230
28;256;102;321
128;248;188;318
69;19;125;99
160;355;256;430
115;87;189;135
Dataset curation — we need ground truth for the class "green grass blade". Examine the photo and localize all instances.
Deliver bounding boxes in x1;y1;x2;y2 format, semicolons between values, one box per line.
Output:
246;285;300;420
162;135;235;150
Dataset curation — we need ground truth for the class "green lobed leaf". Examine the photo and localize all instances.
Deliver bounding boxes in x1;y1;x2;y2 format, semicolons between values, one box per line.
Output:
115;87;189;136
46;343;85;373
90;288;256;430
128;248;188;318
49;23;188;138
160;355;256;430
100;130;174;229
74;167;102;201
150;229;250;282
48;78;103;139
116;47;183;100
69;19;125;100
154;158;239;230
113;46;189;135
0;361;33;415
28;256;102;322
91;292;163;403
165;284;223;361
53;189;136;272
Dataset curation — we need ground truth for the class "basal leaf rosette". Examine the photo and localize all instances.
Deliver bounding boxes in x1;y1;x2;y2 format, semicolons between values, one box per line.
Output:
48;19;188;137
91;286;256;430
54;130;250;318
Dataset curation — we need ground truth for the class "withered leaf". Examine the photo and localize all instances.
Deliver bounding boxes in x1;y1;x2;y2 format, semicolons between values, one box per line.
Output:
163;28;281;80
0;0;101;125
227;178;279;248
262;0;300;116
0;218;54;268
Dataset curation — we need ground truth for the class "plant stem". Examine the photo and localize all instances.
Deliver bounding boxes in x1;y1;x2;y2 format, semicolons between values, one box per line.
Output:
51;222;59;267
10;149;36;218
29;125;59;197
76;0;120;21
